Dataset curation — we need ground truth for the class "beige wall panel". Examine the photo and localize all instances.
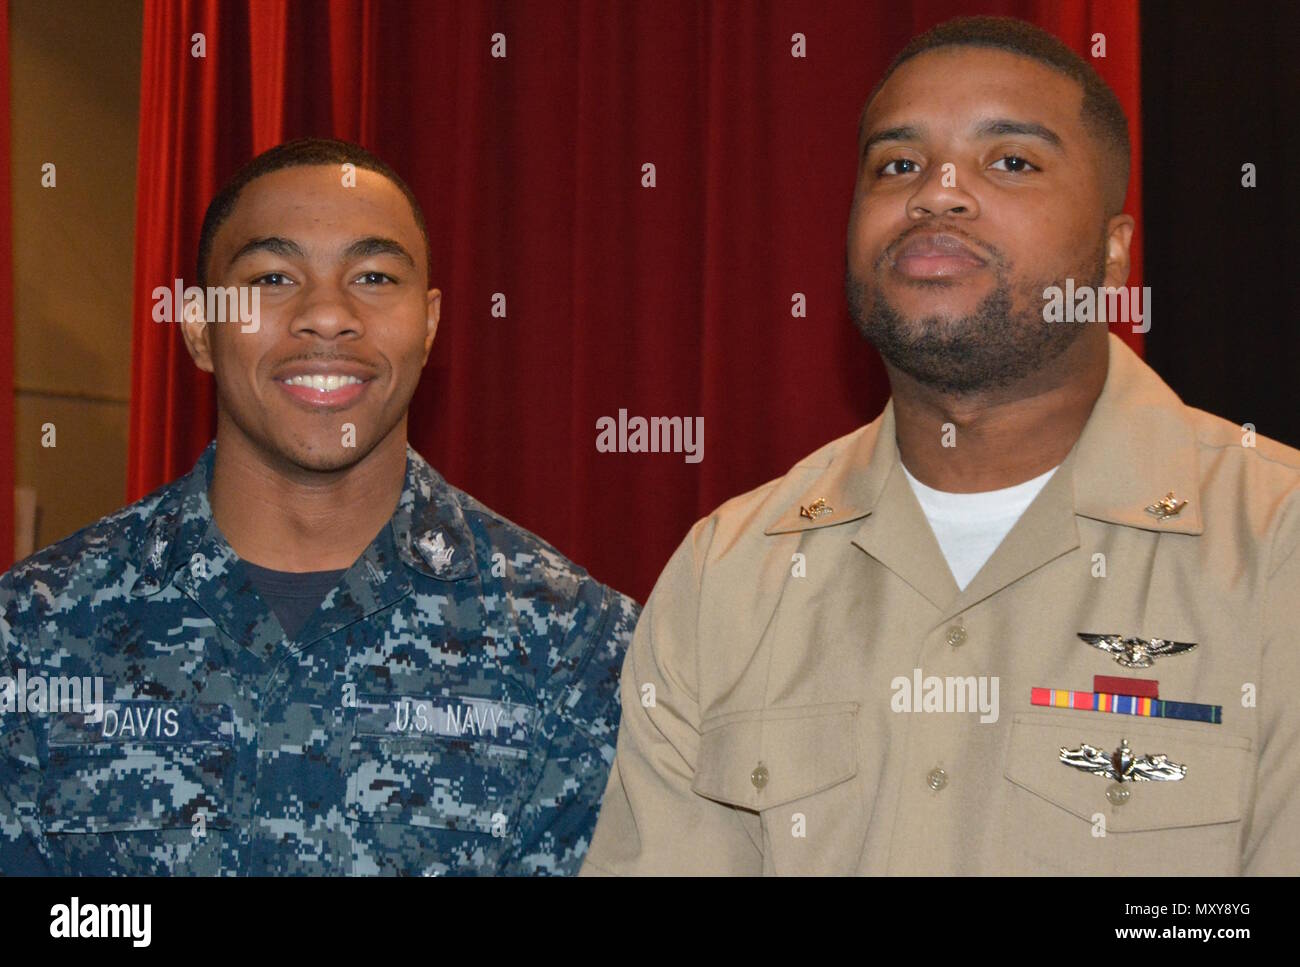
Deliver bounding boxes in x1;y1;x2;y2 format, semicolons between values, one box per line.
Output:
10;0;143;555
15;394;129;549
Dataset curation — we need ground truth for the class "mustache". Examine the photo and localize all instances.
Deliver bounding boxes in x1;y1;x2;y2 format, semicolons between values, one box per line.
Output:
876;224;1006;270
271;351;376;366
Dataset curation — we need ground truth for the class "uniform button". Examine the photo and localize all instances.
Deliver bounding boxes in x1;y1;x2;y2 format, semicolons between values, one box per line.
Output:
926;767;948;791
189;553;208;579
1106;783;1130;805
750;763;769;790
946;625;967;647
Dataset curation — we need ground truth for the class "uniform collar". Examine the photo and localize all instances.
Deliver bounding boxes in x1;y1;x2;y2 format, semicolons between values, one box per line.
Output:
129;444;217;597
1068;335;1202;535
764;334;1203;538
130;441;479;597
762;405;894;537
389;445;479;581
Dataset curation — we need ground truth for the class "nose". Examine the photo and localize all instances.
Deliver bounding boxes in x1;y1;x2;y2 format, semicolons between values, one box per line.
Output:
288;284;364;341
906;162;980;221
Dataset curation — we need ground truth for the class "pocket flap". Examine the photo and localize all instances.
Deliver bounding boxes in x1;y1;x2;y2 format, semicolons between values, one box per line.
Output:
40;702;235;834
346;738;530;833
692;702;858;810
1004;711;1250;832
40;745;234;834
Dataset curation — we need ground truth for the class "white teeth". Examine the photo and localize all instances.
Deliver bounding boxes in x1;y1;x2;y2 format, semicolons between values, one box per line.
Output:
283;374;364;391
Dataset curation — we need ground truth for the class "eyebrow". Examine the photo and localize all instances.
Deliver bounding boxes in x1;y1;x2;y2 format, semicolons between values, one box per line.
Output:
972;118;1064;149
341;236;417;267
227;235;416;269
860;117;1065;159
861;125;921;158
228;236;305;265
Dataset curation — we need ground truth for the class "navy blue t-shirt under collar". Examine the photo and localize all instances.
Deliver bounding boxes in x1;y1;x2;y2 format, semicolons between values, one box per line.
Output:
242;561;347;641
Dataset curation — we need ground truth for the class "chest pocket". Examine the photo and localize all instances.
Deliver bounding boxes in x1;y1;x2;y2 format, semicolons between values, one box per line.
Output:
344;694;539;875
691;701;860;873
1001;711;1251;874
692;702;859;810
39;701;235;876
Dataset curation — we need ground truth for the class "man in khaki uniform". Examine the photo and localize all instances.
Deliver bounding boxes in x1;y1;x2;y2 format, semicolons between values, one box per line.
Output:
582;17;1300;875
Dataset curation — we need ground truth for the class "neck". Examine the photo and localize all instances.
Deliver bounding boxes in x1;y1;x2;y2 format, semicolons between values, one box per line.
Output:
889;332;1109;493
208;419;409;572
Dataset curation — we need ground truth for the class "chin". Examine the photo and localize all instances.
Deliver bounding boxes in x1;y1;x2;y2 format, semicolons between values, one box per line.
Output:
888;280;989;310
279;442;368;474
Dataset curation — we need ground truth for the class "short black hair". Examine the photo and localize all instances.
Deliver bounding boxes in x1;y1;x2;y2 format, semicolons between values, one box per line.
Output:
858;16;1132;214
195;137;429;288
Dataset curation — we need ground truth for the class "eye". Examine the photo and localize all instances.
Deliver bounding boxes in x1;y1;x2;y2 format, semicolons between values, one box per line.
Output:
356;271;397;285
989;155;1037;173
251;272;293;286
878;158;921;176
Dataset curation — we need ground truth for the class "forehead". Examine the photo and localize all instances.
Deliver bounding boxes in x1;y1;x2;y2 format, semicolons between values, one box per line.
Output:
217;164;421;249
865;46;1086;140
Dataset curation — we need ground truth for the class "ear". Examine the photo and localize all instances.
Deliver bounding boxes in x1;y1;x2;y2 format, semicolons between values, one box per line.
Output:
179;294;215;373
421;287;442;362
1102;214;1136;289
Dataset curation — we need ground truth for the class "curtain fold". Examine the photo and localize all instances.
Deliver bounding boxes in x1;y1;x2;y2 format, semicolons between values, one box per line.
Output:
126;0;1143;601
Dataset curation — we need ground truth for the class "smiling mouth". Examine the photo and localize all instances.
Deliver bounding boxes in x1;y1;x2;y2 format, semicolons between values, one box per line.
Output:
275;373;373;409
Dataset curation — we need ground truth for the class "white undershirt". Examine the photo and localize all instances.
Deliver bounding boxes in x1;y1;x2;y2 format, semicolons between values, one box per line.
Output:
901;462;1060;591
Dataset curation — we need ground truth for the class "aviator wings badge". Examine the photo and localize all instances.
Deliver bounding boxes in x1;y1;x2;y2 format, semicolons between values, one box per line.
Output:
1077;633;1197;669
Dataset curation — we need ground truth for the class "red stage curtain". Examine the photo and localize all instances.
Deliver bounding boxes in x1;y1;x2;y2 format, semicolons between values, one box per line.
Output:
127;0;1143;602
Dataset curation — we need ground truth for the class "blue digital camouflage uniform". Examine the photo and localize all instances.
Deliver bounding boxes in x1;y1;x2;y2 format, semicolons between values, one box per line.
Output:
0;442;639;875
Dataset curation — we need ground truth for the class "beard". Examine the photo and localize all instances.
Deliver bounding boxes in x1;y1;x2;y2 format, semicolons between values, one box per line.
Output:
845;236;1107;396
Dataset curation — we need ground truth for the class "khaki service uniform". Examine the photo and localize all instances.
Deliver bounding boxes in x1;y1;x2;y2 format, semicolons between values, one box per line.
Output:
582;335;1300;875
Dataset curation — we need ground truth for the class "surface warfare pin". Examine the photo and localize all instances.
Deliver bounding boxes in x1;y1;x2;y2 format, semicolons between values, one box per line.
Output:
1059;738;1186;804
1077;633;1197;669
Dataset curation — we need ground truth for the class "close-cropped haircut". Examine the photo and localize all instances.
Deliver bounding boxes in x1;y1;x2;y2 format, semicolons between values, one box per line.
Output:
858;15;1132;214
195;137;429;288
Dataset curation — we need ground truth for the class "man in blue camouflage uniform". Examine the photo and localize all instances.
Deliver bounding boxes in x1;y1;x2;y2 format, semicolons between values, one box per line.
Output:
0;138;638;875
